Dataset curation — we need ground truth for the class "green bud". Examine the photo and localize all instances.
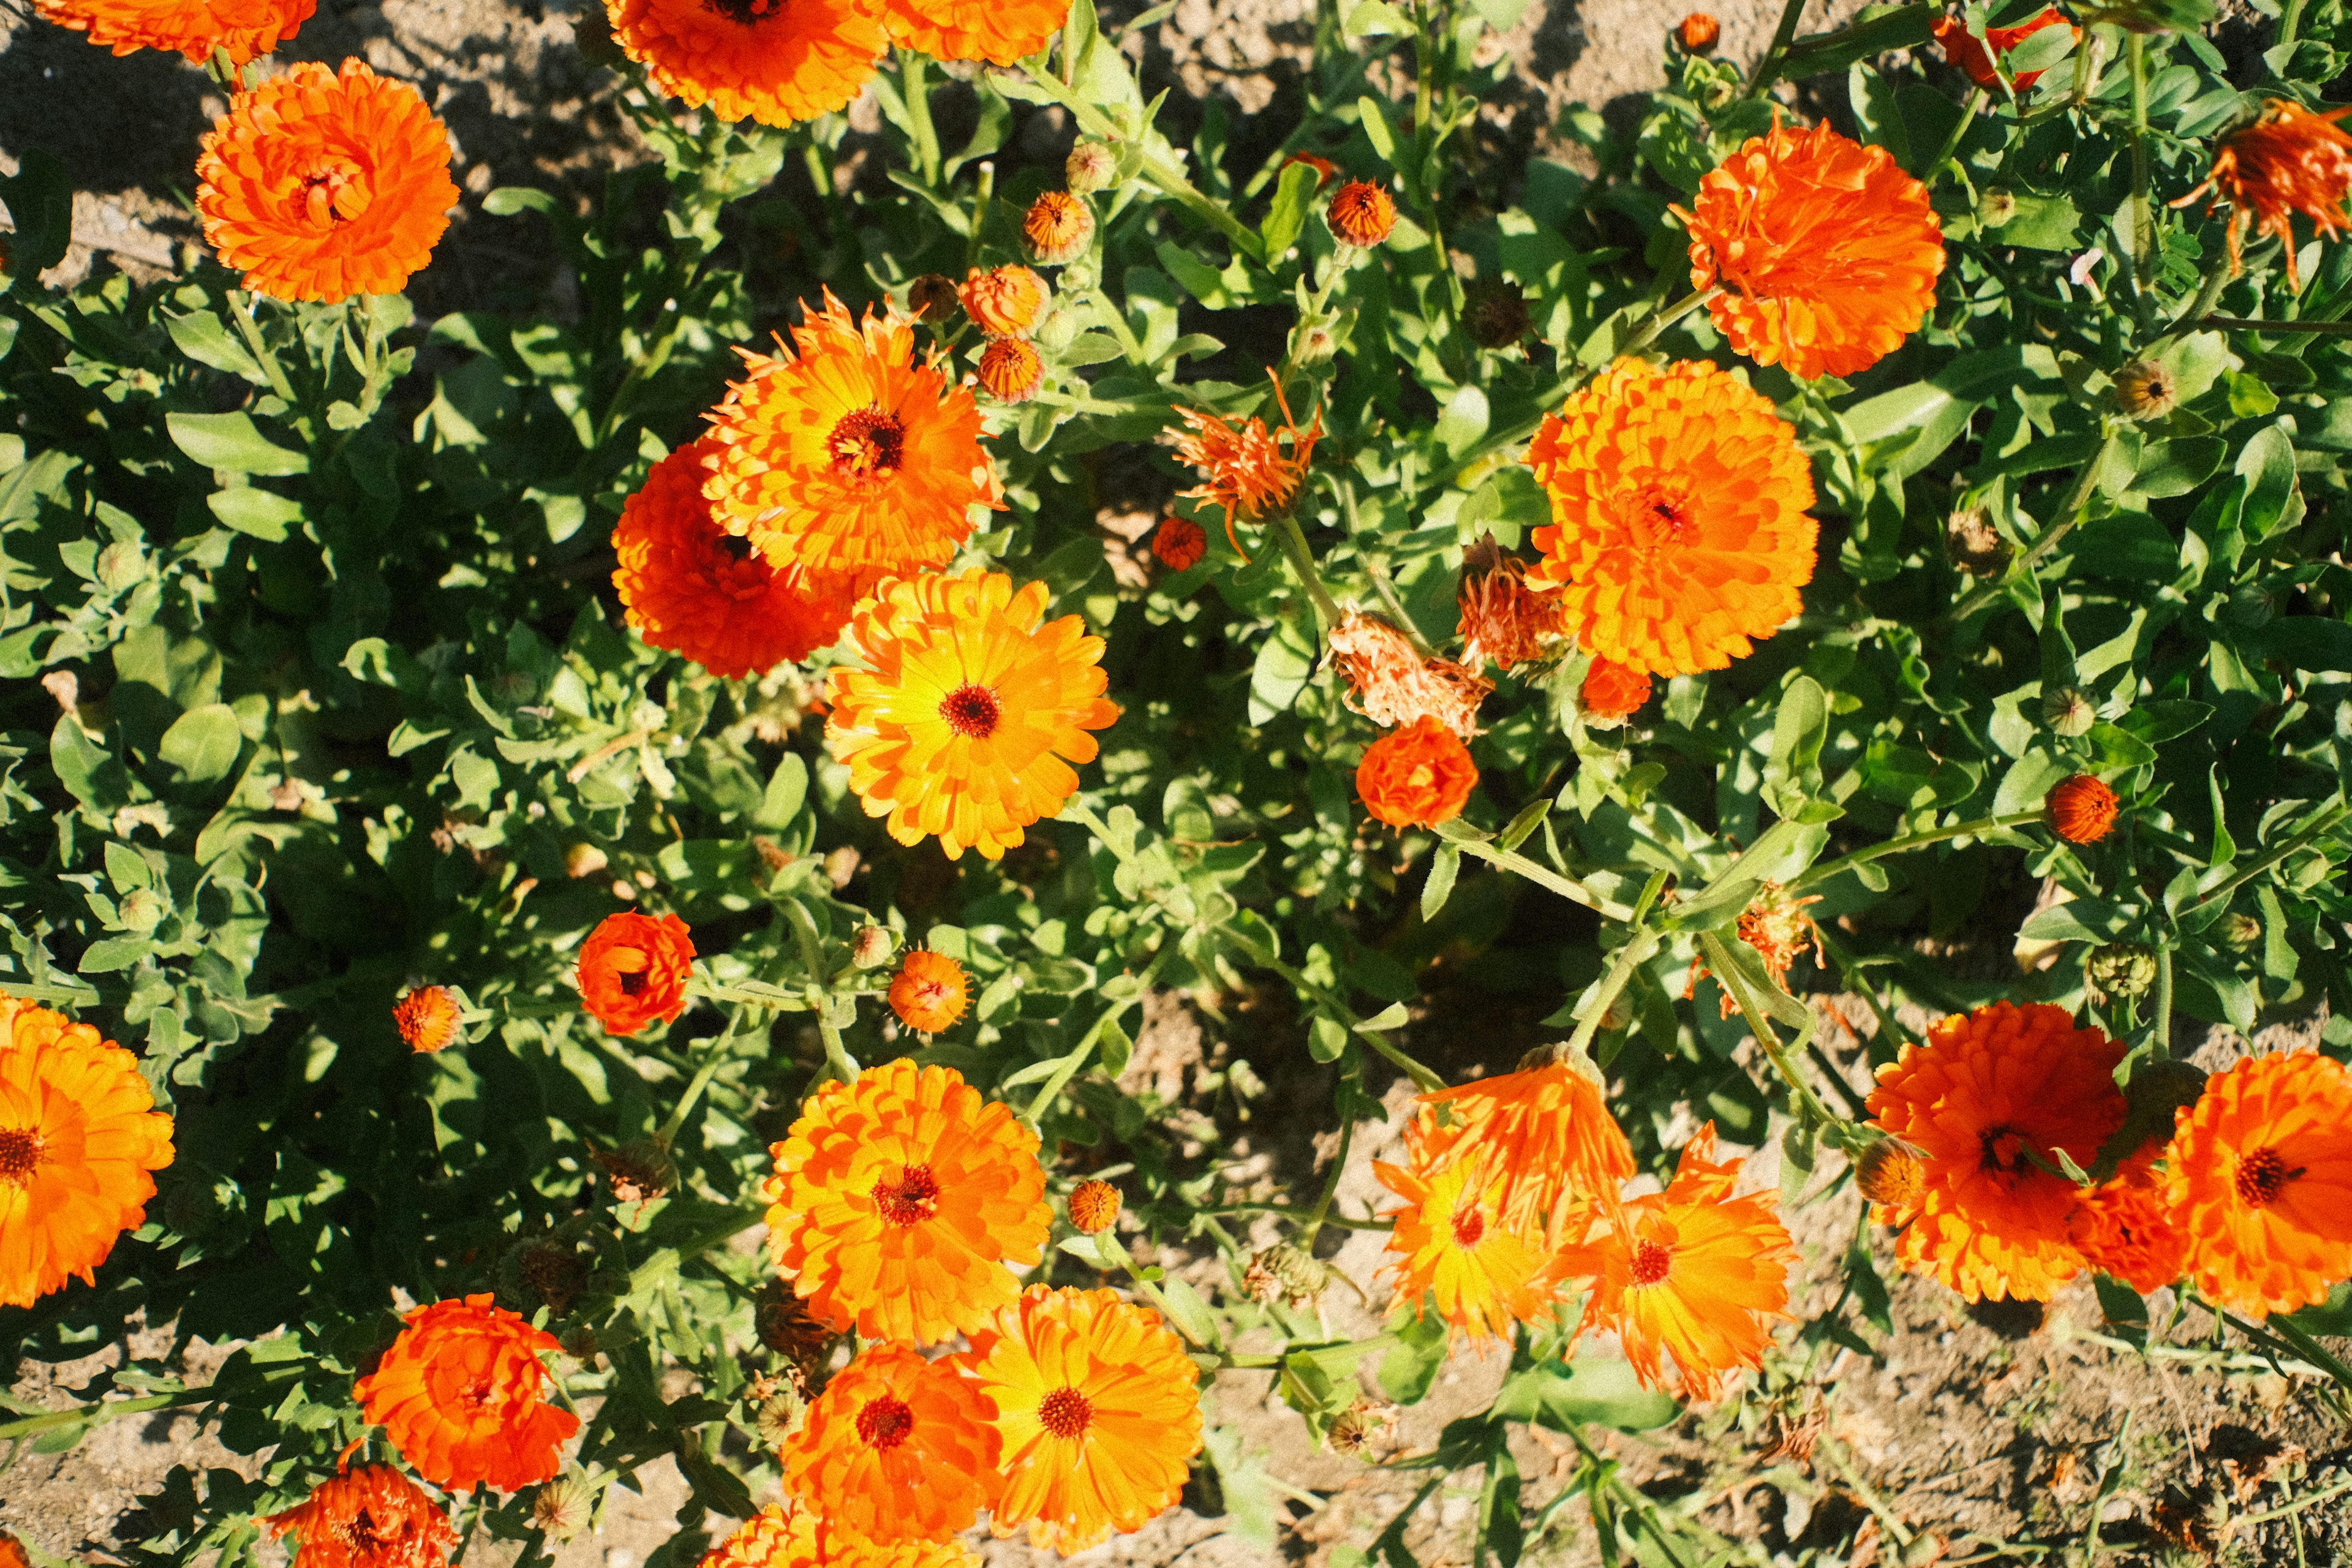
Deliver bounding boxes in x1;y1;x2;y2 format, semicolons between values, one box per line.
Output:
2085;941;2158;998
2042;685;2098;738
2222;912;2262;952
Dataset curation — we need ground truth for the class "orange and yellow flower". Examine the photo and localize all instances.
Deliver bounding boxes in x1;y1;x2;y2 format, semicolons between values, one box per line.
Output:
605;0;884;128
703;292;998;595
575;911;696;1036
779;1341;1002;1541
975;337;1044;402
881;0;1069;65
614;439;853;679
1375;1156;1573;1344
1068;1178;1120;1234
2046;774;2120;844
1865;1002;2126;1302
1525;357;1817;676
393;986;461;1054
2067;1168;2188;1297
0;995;175;1309
2176;99;2352;288
957;1286;1205;1553
1327;181;1398;247
1152;516;1208;571
699;1503;981;1568
355;1294;579;1493
1023;192;1095;264
1172;373;1321;556
823;570;1119;862
195;59;458;304
1407;1054;1637;1231
266;1465;457;1568
888;949;970;1035
2166;1051;2352;1317
959;265;1049;336
35;0;312;63
763;1058;1051;1345
1681;119;1945;380
1580;657;1652;723
1931;7;2075;91
1355;715;1478;829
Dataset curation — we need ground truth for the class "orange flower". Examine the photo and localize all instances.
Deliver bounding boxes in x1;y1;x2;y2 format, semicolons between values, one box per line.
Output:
1024;192;1095;265
1855;1139;1924;1212
614;439;852;679
1456;554;1566;673
1356;715;1477;829
393;986;461;1054
1678;10;1718;50
1172;372;1321;556
0;995;175;1309
1329;612;1493;737
35;0;313;63
704;294;997;595
1580;657;1651;723
2176;100;2352;288
1152;516;1207;571
699;1503;981;1568
1566;1125;1796;1401
888;949;970;1034
0;1533;24;1568
1680;119;1945;380
779;1341;1002;1541
354;1295;579;1493
1375;1156;1574;1344
1931;7;2075;91
1525;358;1817;676
195;59;458;304
2166;1051;2352;1317
605;0;884;128
762;1058;1051;1344
975;337;1044;402
880;0;1068;64
1283;151;1339;186
1327;181;1397;247
1865;1002;2126;1302
2067;1169;2188;1296
575;911;696;1036
823;570;1119;862
1068;1178;1120;1234
1407;1055;1637;1231
957;1286;1204;1553
959;265;1049;336
266;1465;457;1568
2045;774;2119;844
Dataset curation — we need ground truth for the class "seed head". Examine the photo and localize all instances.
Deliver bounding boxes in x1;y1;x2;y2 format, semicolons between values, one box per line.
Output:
907;273;960;322
532;1475;594;1543
1243;1243;1332;1309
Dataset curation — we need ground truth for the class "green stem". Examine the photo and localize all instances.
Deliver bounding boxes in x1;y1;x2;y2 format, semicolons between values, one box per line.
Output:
1790;809;2045;893
898;50;942;184
1697;930;1839;1127
1223;925;1445;1091
654;1014;739;1147
1565;871;1668;1058
1927;89;1985;189
1436;824;1638;921
2151;260;2234;346
1299;1117;1355;1247
1273;510;1344;633
1458;286;1717;479
1747;0;1811;94
2232;1308;2352;1398
2149;943;2174;1060
2127;32;2154;296
2191;802;2351;911
2201;315;2352;336
1945;432;2121;624
227;293;298;408
1022;952;1167;1121
1004;66;1264;260
2278;0;2310;50
782;901;861;1084
1809;925;1916;1054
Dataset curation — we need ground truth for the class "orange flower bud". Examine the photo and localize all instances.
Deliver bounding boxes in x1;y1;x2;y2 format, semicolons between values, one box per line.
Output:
890;949;971;1034
976;336;1044;402
2046;774;2120;845
1068;1178;1121;1234
959;264;1049;337
1356;715;1477;829
1579;657;1653;724
394;984;462;1054
576;911;696;1036
1856;1139;1924;1210
1327;180;1397;248
1023;190;1095;265
1678;10;1719;51
1152;516;1208;571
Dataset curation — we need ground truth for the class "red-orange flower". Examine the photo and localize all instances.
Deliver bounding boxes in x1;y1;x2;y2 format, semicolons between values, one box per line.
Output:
1678;10;1718;50
393;986;461;1054
699;1504;981;1568
1525;357;1817;676
2067;1169;2188;1296
35;0;313;63
614;439;852;679
881;0;1068;64
1152;516;1207;571
959;265;1049;337
1376;1156;1574;1344
1406;1054;1637;1231
605;0;884;127
975;337;1044;402
0;995;176;1310
266;1465;457;1568
2176;100;2352;288
1865;1003;2126;1302
195;59;458;304
1327;181;1397;247
575;911;696;1037
888;949;970;1034
1931;7;2075;91
1172;372;1321;556
2166;1051;2352;1317
354;1295;579;1493
2046;774;2119;844
1068;1178;1120;1234
1356;715;1477;829
1681;119;1946;380
0;1533;26;1568
1024;192;1095;265
779;1341;1002;1540
1580;657;1651;723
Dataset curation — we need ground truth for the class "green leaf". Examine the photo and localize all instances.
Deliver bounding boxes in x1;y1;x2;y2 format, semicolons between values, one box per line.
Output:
1434;384;1490;458
164;311;266;382
1261;160;1321;258
159;704;244;788
1346;0;1409;35
1420;846;1461;920
1357;96;1399;165
207;487;303;542
1377;1306;1450;1403
1776;2;1935;79
1247;617;1317;725
165;412;310;477
1491;1358;1679;1433
1994;191;2082;251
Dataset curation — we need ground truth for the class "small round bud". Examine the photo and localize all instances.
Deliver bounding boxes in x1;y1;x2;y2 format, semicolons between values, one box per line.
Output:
116;888;165;933
1327;181;1397;248
565;842;609;879
2085;941;2158;1000
1856;1139;1924;1209
2046;774;2120;845
1291;322;1338;365
976;336;1045;403
1980;186;2019;228
97;541;146;593
2113;359;2177;420
851;925;894;970
393;985;462;1054
1945;505;2008;576
1678;10;1719;50
2041;685;2098;738
1465;278;1531;349
2222;911;2263;952
532;1476;594;1544
1066;140;1118;195
1069;1179;1121;1235
756;1384;809;1446
1023;191;1095;265
907;273;959;322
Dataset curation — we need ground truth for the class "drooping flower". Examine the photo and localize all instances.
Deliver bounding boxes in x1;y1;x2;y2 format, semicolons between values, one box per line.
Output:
1678;10;1718;50
1525;357;1818;676
1355;715;1478;829
1456;554;1567;673
34;0;313;64
1579;657;1652;724
957;1286;1205;1553
975;337;1044;402
0;995;175;1310
1327;181;1397;247
393;986;461;1054
1068;1178;1120;1234
1855;1138;1924;1212
959;265;1049;337
2067;1168;2189;1296
194;59;458;304
1736;881;1822;995
1024;192;1095;265
1931;7;2075;91
880;0;1068;65
823;570;1119;862
1406;1052;1637;1231
265;1465;457;1568
1566;1124;1796;1401
2174;100;2352;288
1329;612;1493;737
888;949;970;1035
614;439;853;679
703;292;998;596
354;1295;580;1493
1152;516;1208;571
2045;774;2120;844
575;912;696;1037
778;1341;1002;1542
699;1503;981;1568
1680;119;1946;380
762;1058;1051;1344
1172;372;1321;556
2166;1051;2352;1317
1374;1156;1572;1344
1865;1002;2126;1302
605;0;884;128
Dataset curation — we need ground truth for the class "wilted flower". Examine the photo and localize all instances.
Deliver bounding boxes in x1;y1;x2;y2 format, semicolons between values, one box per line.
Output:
1172;372;1322;556
2112;358;2178;419
907;273;960;322
2174;99;2352;287
1330;612;1494;736
1455;549;1566;672
1464;278;1532;348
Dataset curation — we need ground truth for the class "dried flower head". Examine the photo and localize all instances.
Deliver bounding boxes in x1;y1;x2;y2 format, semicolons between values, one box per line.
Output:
1327;180;1398;247
1464;278;1532;348
976;336;1045;402
1152;516;1208;571
2085;941;2158;1000
2042;684;2098;737
907;273;960;322
2046;774;2120;844
756;1280;835;1367
1024;191;1096;265
530;1476;594;1545
1356;715;1479;829
1330;612;1494;737
1736;881;1822;995
393;986;461;1054
590;1139;675;1206
1456;550;1566;672
1243;1242;1332;1308
1068;1178;1121;1235
2175;100;2352;289
960;264;1049;337
888;949;970;1034
1172;372;1322;557
1325;1398;1398;1458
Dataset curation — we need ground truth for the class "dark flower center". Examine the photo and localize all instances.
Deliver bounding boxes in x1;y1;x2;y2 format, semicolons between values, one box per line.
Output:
873;1163;941;1226
1039;1386;1093;1439
1450;1207;1485;1248
0;1127;40;1185
617;967;647;997
1627;485;1694;548
939;684;1001;739
828;407;905;477
1978;1123;2030;1175
1631;1239;1674;1286
703;0;784;23
2237;1146;2302;1207
856;1394;914;1449
716;533;756;562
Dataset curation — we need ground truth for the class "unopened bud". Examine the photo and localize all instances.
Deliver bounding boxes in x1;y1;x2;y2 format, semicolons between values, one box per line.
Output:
2086;940;2158;999
1023;191;1095;265
97;541;146;592
756;1384;809;1446
1243;1243;1332;1309
1856;1139;1924;1209
1069;1178;1121;1235
851;925;894;970
1678;10;1720;50
1066;140;1118;195
566;842;608;878
532;1476;594;1544
907;273;959;323
2113;359;2177;420
2222;912;2262;952
1980;186;2018;228
2042;685;2098;737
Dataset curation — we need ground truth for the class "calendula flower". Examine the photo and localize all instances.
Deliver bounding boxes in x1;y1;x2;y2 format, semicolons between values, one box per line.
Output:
1068;1179;1120;1234
1172;372;1321;556
1566;1125;1796;1401
35;0;312;63
2045;774;2120;844
0;1534;27;1568
1678;10;1718;50
2067;1168;2188;1296
1855;1138;1924;1212
779;1341;1002;1541
823;570;1119;862
959;265;1049;337
1866;1003;2126;1302
195;59;458;304
355;1295;580;1493
1375;1156;1574;1344
1284;150;1340;185
1736;881;1822;993
614;439;853;679
2176;99;2352;288
0;995;175;1309
1152;516;1208;571
1024;192;1095;265
1580;657;1652;724
266;1465;457;1568
703;292;998;595
888;949;970;1035
1680;119;1946;379
575;911;696;1037
699;1504;981;1568
1931;7;2075;90
881;0;1068;64
763;1058;1051;1344
1329;612;1493;737
1525;357;1818;676
393;986;460;1054
1356;715;1478;829
2166;1051;2352;1317
605;0;884;127
1327;181;1397;247
1407;1052;1637;1231
975;337;1044;402
1456;554;1566;672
